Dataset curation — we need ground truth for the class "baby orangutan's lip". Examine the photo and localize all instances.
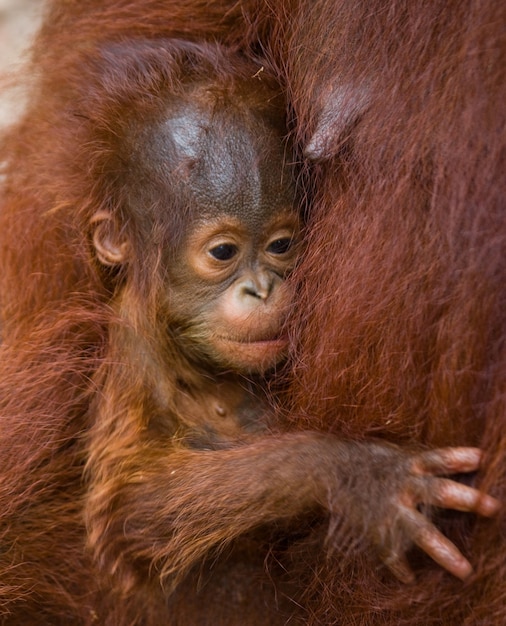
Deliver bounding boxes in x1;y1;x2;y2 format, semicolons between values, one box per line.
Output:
243;336;288;353
229;332;287;345
215;335;289;369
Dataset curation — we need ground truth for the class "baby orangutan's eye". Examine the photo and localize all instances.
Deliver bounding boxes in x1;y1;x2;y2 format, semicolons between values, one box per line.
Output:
267;237;293;255
209;243;238;261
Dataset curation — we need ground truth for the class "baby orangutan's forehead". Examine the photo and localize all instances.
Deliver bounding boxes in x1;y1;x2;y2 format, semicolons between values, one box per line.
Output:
157;100;296;228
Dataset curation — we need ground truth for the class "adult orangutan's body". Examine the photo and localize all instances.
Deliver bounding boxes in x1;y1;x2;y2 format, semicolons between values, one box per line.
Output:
0;2;504;625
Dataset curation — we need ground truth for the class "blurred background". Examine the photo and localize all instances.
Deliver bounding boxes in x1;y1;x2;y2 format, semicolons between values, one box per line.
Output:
0;0;42;126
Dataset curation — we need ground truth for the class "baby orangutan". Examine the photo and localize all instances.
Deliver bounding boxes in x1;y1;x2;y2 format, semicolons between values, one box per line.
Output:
83;41;499;622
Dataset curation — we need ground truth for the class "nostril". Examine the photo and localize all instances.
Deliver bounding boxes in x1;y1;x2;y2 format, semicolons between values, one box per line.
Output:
239;276;273;301
242;285;265;300
245;287;260;299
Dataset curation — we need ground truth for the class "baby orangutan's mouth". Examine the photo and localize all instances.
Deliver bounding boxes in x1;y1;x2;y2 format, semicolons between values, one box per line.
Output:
214;334;289;371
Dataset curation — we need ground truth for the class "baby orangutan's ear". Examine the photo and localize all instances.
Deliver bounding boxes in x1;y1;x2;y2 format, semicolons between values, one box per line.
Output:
90;211;130;266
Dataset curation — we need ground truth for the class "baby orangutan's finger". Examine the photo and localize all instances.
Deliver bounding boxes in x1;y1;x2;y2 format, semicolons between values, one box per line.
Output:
413;447;483;475
381;551;415;584
402;508;473;580
427;478;501;517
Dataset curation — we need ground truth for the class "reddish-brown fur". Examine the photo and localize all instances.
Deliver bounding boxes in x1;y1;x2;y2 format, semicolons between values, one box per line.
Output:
0;1;505;624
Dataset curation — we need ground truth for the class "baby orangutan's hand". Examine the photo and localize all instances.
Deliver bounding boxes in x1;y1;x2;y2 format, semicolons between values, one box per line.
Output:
376;447;500;582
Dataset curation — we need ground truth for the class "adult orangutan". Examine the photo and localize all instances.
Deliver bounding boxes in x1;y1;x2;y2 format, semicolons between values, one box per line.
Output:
0;1;505;625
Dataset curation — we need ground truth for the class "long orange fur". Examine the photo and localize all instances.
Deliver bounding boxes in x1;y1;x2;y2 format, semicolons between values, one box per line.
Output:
0;1;504;624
